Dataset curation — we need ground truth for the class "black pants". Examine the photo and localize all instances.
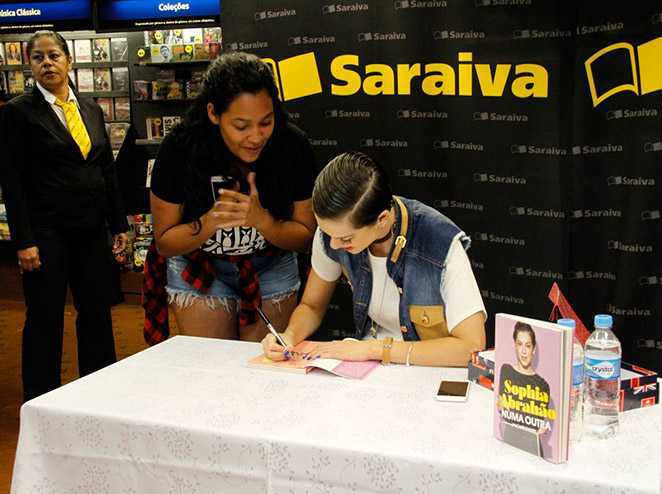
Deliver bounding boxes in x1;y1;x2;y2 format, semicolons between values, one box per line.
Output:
21;224;117;401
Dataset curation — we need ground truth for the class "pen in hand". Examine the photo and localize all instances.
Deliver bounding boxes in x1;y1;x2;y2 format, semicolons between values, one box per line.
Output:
256;306;295;361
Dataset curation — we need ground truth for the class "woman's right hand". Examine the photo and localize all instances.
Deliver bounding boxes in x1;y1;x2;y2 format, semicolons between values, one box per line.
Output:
261;331;295;361
17;246;40;274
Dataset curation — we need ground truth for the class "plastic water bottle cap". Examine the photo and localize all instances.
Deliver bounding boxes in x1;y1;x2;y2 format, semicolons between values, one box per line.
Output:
594;314;613;327
557;318;576;328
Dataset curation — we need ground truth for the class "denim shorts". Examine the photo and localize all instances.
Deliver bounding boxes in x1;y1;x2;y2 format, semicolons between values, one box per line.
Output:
166;251;301;303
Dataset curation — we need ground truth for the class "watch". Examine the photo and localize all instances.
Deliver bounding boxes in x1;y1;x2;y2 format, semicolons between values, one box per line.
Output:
381;336;393;365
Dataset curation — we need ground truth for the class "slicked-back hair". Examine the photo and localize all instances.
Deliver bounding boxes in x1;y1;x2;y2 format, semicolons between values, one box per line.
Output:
27;30;70;57
313;151;393;228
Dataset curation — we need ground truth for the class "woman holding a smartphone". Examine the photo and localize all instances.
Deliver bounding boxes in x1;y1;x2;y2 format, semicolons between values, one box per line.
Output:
149;51;317;342
261;151;486;367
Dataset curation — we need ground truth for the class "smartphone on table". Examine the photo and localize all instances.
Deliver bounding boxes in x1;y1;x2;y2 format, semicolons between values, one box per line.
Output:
435;379;471;402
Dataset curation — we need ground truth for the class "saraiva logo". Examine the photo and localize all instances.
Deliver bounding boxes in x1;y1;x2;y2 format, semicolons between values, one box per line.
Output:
585;36;662;106
641;210;660;221
262;53;323;102
262;51;549;101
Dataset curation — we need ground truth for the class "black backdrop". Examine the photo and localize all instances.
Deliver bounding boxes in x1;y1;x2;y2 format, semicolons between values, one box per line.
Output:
221;1;662;372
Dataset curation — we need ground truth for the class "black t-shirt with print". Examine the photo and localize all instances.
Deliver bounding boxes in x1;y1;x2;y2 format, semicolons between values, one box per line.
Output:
150;122;317;255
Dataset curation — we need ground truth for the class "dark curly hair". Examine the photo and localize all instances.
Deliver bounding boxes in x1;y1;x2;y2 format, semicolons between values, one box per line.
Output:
312;152;393;228
170;51;291;231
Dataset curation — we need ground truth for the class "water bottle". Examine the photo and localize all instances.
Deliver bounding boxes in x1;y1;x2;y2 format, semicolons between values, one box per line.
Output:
584;314;621;439
558;318;583;443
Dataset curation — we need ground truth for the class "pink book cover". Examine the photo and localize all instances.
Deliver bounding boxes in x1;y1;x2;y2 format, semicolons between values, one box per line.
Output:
247;341;380;380
493;313;572;463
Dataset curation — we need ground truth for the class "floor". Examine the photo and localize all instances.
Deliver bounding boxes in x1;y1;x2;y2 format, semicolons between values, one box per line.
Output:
0;298;174;493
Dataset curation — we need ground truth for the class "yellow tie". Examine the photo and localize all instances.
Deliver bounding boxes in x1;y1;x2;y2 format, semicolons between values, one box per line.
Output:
55;100;92;159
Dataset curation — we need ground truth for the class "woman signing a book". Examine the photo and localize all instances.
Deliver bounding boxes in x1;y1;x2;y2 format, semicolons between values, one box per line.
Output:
147;51;318;342
261;152;486;367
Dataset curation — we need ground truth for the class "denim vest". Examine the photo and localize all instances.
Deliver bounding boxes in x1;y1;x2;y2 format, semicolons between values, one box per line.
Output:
321;196;470;341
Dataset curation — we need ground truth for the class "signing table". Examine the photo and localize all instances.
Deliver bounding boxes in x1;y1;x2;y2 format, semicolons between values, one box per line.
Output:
11;336;662;493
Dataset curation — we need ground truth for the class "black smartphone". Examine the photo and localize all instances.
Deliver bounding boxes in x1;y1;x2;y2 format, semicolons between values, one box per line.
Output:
435;379;470;402
210;175;237;200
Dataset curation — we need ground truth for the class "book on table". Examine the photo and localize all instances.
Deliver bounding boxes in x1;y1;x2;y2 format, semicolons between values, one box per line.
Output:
247;341;380;380
493;313;573;464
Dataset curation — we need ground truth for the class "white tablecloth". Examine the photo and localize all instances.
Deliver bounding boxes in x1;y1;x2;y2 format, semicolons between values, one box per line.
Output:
11;336;662;494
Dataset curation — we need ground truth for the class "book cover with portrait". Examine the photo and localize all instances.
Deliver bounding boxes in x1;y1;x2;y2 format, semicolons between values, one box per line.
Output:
493;313;573;463
92;38;110;62
5;42;22;65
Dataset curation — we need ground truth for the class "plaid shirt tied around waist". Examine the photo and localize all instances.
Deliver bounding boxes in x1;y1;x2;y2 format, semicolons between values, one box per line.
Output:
142;240;285;346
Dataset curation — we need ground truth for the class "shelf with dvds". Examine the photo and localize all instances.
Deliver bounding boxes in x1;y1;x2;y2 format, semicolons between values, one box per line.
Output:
0;32;131;122
125;28;221;216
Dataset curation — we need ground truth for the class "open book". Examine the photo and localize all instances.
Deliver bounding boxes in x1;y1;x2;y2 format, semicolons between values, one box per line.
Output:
247;341;380;380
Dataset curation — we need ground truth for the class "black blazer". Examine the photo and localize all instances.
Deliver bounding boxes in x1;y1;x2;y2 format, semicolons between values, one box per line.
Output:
0;85;128;250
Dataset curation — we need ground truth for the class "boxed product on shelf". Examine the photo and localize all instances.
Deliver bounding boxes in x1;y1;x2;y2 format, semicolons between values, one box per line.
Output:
151;44;172;63
110;38;128;62
7;70;24;93
136;46;151;64
163;116;181;136
155;69;175;82
182;28;204;43
0;221;10;241
151;81;168;100
468;349;659;412
166;81;185;100
203;28;222;43
172;44;194;61
74;39;92;63
22;70;34;91
114;98;130;121
115;238;134;271
186;71;204;99
5;42;23;65
146;117;164;140
193;43;211;60
96;97;114;121
134;213;153;236
92;38;110;62
76;68;94;92
0;72;6;93
93;67;112;91
133;80;151;100
133;237;151;270
108;122;130;149
145;30;169;44
112;67;129;92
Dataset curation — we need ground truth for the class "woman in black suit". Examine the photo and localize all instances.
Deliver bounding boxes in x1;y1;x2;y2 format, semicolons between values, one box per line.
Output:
0;31;129;401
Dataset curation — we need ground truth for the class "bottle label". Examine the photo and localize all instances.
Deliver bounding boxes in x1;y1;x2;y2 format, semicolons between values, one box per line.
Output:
584;356;621;380
572;362;584;385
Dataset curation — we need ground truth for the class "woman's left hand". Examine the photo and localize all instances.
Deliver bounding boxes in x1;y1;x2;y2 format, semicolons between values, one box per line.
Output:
306;339;375;362
112;233;128;254
212;172;270;230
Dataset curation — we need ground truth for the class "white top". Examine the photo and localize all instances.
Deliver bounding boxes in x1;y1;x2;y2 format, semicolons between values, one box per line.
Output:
311;228;487;339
